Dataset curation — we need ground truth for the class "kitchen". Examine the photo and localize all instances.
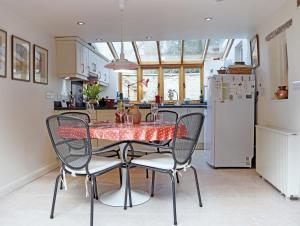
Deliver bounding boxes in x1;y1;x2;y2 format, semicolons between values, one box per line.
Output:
0;0;300;226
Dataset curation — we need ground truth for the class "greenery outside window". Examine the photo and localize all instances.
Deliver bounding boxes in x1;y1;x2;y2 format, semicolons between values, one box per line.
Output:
163;68;180;102
184;68;201;100
142;69;159;101
122;70;138;101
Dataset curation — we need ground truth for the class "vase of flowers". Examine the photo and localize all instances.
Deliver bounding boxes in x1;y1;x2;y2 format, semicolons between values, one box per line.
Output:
83;82;101;108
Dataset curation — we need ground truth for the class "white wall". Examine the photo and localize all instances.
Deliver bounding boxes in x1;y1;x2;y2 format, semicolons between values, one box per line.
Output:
256;1;300;131
0;5;62;194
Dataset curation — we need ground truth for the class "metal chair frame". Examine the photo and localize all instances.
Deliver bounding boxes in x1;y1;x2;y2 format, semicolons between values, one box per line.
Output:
46;115;126;226
59;112;123;187
125;113;205;225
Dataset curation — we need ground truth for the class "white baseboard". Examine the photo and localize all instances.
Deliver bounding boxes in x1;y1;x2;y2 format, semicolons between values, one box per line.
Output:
0;161;59;196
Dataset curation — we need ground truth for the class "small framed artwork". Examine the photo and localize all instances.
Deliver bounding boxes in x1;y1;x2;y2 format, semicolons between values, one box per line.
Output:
250;34;260;68
0;29;7;77
33;45;48;84
12;35;31;81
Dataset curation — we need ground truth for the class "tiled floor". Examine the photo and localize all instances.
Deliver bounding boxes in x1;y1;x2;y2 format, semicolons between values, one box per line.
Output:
0;152;300;226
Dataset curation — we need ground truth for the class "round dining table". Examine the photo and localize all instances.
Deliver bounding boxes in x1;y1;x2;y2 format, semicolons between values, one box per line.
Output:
87;121;181;207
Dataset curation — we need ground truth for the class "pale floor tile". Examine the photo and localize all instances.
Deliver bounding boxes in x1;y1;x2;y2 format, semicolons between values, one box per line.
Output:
0;152;299;226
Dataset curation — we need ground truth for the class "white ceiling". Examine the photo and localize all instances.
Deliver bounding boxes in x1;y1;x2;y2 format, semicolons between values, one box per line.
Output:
0;0;287;42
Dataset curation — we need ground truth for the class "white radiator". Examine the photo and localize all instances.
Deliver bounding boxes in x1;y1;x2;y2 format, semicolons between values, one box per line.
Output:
256;125;300;198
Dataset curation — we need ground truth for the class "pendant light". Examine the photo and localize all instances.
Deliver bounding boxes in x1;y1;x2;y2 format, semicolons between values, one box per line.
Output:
105;0;138;72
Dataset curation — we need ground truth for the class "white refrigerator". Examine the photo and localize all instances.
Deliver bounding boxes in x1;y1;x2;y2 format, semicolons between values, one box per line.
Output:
204;74;255;168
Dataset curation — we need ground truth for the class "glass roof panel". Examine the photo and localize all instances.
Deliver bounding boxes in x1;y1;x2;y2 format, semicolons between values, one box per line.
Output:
93;42;114;61
206;39;228;61
112;42;137;63
160;40;181;63
183;40;206;62
136;41;159;63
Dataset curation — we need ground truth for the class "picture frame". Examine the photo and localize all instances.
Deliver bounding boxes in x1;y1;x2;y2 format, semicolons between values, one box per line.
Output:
250;34;260;68
33;44;48;84
12;35;31;82
0;29;7;77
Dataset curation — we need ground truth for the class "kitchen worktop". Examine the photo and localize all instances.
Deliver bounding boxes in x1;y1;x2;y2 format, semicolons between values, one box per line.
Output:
54;103;207;111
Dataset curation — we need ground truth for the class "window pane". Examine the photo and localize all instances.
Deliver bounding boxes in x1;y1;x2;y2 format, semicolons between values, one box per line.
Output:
163;68;180;101
160;40;181;63
112;42;137;63
136;41;159;63
93;42;114;61
122;70;137;101
183;40;205;62
185;68;201;100
206;39;228;61
142;69;158;101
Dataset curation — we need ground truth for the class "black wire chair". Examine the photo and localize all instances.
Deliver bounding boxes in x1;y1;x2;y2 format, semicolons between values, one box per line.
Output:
126;112;205;225
143;110;178;179
60;111;123;186
60;111;91;123
46;115;125;226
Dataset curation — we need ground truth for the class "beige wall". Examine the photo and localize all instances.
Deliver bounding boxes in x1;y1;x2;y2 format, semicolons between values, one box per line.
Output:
0;5;61;194
256;1;300;131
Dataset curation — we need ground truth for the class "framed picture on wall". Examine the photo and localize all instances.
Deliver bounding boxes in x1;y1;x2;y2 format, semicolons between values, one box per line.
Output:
250;35;260;68
33;45;48;84
12;35;31;82
0;29;7;77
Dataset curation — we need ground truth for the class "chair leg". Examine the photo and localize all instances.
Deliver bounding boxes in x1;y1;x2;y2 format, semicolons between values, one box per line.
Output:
117;152;122;187
151;171;155;197
93;177;98;200
124;168;128;210
127;168;132;208
169;173;177;226
176;172;180;184
59;180;63;190
145;153;149;178
191;166;203;207
50;174;62;219
90;176;95;226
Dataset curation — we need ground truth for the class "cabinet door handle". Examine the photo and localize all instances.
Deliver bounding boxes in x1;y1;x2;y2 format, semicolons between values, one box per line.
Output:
81;64;84;73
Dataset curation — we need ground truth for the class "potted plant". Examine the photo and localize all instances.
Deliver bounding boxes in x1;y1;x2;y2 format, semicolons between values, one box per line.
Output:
83;82;101;106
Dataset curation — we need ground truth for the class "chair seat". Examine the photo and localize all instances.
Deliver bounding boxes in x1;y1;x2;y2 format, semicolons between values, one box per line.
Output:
132;153;185;170
65;156;121;175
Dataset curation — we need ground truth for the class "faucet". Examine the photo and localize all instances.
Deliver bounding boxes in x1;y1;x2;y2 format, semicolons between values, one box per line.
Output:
172;89;180;106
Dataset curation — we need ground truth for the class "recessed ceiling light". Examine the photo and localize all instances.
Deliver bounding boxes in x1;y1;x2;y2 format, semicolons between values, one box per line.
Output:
145;36;152;40
204;17;213;21
77;21;85;25
96;38;103;42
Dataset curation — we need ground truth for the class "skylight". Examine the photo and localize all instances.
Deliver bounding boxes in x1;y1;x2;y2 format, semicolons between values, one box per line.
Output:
206;39;229;61
183;40;206;62
94;42;115;61
136;41;159;64
93;38;233;64
112;42;137;63
159;40;181;63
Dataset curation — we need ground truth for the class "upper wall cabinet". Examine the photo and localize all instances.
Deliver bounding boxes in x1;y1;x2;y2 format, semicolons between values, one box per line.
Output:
55;37;111;86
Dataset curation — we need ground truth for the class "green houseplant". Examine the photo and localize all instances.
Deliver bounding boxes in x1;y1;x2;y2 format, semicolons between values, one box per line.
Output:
83;82;101;105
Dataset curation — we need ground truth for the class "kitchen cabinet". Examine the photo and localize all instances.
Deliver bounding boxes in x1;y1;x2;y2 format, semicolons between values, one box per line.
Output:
56;38;90;80
56;37;111;85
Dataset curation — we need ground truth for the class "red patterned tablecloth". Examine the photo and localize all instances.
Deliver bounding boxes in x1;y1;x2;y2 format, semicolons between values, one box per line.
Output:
57;122;186;142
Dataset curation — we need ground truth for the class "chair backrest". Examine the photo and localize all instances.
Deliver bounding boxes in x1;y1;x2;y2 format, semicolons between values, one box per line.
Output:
171;113;205;165
60;112;91;123
46;115;92;172
146;110;178;123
